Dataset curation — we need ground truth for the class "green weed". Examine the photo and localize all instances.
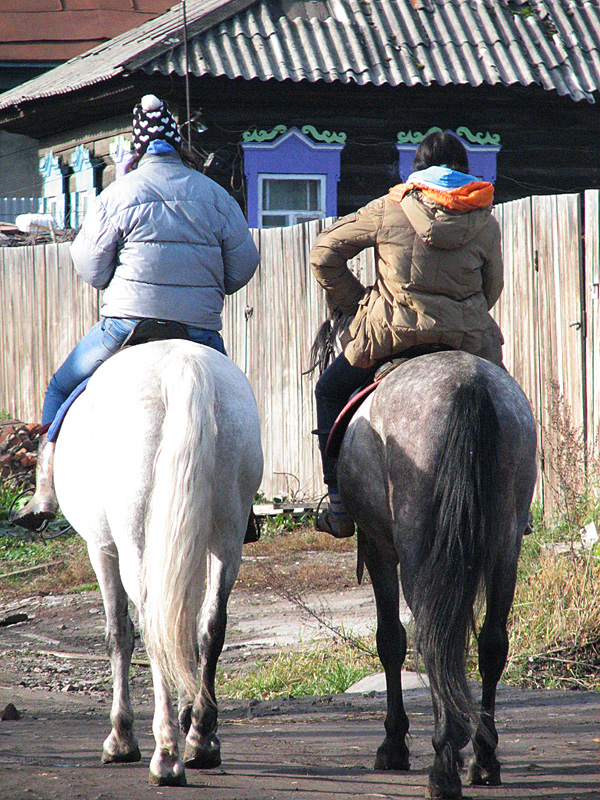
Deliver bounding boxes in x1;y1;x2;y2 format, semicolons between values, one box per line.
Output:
217;639;381;699
260;512;313;539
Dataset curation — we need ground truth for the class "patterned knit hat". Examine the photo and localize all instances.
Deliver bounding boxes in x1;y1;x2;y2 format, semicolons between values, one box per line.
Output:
132;95;183;155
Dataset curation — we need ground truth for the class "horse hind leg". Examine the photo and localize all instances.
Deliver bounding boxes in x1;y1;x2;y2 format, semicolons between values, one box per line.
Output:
183;549;239;769
468;556;518;788
428;702;469;799
148;665;187;786
87;543;141;765
177;644;199;736
362;534;411;772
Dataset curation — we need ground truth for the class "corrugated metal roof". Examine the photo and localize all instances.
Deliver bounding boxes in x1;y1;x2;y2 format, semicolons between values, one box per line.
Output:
147;0;599;102
0;0;598;113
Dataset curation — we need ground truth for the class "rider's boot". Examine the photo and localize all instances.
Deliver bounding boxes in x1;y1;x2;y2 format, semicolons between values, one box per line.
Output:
315;486;355;539
11;433;58;531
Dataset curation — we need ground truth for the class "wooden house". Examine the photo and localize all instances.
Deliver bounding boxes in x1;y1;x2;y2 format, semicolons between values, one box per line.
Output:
0;0;598;225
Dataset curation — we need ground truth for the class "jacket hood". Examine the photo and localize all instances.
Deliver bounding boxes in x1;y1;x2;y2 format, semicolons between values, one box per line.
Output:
399;193;493;250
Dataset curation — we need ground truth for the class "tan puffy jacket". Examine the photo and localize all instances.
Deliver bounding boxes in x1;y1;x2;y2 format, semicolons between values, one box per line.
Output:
310;191;504;368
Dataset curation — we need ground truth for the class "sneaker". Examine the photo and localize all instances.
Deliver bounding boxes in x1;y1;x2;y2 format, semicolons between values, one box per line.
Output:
315;508;355;539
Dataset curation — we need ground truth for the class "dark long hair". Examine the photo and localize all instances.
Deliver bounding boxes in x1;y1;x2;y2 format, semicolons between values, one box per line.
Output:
413;131;469;173
126;145;203;173
412;375;500;734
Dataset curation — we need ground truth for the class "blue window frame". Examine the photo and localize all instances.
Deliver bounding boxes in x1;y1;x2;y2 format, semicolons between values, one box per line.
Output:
242;126;345;228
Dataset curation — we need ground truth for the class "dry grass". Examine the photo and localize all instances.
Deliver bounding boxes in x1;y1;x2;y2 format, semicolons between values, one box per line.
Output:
238;523;359;592
497;380;600;690
505;547;600;689
0;534;96;601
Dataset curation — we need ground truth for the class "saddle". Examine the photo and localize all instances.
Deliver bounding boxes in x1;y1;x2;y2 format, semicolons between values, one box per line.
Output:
121;318;189;347
47;319;190;444
325;344;453;459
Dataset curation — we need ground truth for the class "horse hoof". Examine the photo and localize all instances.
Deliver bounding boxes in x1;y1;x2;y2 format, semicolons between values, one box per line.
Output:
184;733;221;768
467;758;501;786
183;747;222;769
149;770;187;787
101;745;141;764
427;776;462;799
374;743;410;771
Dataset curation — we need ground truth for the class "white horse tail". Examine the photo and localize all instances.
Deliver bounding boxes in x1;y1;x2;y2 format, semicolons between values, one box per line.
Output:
142;352;217;698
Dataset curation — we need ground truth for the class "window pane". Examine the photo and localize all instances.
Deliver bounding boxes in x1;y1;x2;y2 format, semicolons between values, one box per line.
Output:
308;180;319;211
262;214;288;227
263;179;321;211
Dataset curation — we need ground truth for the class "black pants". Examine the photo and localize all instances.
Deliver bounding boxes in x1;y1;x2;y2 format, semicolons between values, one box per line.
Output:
315;353;378;485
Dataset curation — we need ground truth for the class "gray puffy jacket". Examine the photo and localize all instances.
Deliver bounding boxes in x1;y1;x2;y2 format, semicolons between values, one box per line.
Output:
70;152;260;330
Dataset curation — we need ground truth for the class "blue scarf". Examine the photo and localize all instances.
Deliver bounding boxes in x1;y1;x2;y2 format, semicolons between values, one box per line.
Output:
407;166;479;190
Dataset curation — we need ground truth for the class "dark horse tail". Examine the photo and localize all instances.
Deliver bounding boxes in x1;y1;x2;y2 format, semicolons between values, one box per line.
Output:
412;374;501;732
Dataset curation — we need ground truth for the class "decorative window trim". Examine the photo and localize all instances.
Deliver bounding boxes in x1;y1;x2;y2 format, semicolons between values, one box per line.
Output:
396;128;501;184
242;126;345;227
109;135;134;179
39;151;69;228
69;145;101;228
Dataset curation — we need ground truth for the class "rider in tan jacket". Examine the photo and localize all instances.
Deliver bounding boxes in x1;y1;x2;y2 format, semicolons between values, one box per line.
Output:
310;130;504;537
311;171;504;369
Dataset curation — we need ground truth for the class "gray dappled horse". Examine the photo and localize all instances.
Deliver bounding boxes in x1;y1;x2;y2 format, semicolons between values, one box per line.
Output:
318;339;536;798
53;340;263;786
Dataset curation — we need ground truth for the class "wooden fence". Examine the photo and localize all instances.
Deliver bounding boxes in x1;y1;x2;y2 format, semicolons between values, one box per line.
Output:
1;191;599;504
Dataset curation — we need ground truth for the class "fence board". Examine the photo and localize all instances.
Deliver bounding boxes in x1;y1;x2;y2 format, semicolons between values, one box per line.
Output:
533;195;585;504
585;190;600;453
224;221;329;499
491;197;546;498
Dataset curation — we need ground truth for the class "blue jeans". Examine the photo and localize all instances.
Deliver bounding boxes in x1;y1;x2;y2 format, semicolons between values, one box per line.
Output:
315;353;378;486
42;317;227;425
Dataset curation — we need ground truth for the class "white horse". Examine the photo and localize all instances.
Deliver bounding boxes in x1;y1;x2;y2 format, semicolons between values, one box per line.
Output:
53;339;263;786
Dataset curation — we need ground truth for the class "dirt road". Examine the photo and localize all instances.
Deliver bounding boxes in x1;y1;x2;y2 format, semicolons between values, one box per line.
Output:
0;549;599;799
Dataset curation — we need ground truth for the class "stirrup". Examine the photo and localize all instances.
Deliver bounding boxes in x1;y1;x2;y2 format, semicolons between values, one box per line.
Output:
315;500;355;539
9;491;57;533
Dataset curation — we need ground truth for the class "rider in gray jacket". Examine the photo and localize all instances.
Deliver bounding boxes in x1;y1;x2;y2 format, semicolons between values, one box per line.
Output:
13;94;260;531
71;150;258;330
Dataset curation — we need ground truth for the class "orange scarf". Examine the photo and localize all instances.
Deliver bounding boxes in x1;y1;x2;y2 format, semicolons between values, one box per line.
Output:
389;180;494;211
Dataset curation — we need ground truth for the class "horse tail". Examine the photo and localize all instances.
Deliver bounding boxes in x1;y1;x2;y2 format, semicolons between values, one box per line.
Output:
305;310;355;375
142;352;217;699
412;374;501;731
